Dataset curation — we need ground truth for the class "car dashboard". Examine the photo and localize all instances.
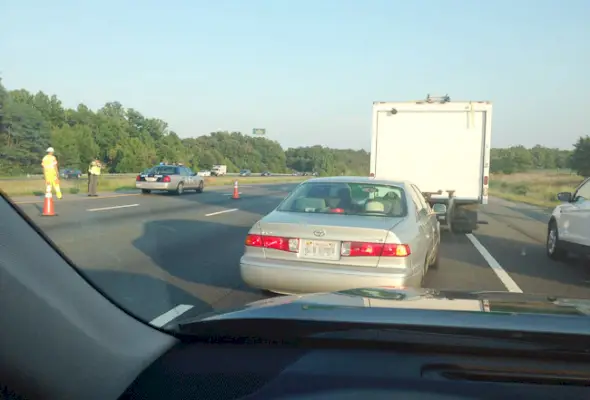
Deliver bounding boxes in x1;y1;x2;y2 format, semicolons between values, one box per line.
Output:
120;340;590;400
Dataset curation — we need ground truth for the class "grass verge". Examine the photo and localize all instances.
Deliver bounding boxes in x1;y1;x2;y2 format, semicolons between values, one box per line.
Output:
490;170;584;208
1;175;310;197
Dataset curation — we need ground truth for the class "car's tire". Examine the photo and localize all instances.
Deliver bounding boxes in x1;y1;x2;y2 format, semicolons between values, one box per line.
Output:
141;189;151;194
196;180;204;193
419;257;429;288
547;220;567;260
176;182;184;195
429;243;440;269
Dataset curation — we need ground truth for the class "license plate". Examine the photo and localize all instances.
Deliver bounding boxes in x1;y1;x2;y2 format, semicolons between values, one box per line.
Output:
146;177;157;182
301;240;339;260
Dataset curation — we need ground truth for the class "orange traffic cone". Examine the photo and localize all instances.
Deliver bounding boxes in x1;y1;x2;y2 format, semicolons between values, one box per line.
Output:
42;185;56;216
232;180;240;200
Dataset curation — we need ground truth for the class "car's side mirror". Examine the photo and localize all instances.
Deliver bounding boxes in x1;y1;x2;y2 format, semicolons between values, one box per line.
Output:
432;203;447;215
557;192;572;202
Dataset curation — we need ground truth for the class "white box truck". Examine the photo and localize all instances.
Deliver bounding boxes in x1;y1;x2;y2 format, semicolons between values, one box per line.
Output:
370;95;492;234
211;164;227;176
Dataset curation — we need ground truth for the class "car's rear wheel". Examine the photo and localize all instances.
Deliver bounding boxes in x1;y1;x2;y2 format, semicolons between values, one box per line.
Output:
429;243;440;269
547;220;567;260
141;189;151;194
420;257;428;288
176;182;184;195
196;180;204;193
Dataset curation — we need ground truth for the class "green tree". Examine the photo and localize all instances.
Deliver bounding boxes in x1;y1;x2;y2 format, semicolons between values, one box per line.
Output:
570;136;590;177
0;79;581;178
490;145;573;175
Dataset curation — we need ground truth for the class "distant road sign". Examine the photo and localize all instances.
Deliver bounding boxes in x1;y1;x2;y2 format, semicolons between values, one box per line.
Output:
252;128;266;135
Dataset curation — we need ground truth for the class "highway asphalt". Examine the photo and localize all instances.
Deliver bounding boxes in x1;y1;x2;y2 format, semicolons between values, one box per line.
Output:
12;183;590;327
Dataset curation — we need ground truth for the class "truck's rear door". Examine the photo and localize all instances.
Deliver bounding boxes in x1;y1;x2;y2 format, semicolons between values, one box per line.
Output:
371;101;491;202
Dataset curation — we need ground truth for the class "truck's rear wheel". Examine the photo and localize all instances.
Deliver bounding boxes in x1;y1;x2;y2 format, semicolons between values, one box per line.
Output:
453;224;473;234
451;223;474;234
450;207;477;234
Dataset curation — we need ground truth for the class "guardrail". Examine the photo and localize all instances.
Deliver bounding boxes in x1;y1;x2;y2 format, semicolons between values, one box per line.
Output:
0;172;297;181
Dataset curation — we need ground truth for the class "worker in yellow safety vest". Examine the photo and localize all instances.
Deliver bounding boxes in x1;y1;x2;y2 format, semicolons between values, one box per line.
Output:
87;159;102;197
41;147;63;199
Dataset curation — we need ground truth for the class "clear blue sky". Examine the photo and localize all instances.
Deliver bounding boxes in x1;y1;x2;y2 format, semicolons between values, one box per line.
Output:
3;0;589;150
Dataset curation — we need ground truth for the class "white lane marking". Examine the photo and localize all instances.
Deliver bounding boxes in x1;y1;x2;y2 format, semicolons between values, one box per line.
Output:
205;208;238;217
466;233;523;293
149;304;194;327
87;203;140;212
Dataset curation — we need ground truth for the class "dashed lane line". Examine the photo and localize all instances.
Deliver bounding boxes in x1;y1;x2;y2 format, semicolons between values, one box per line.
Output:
87;204;140;212
205;208;238;217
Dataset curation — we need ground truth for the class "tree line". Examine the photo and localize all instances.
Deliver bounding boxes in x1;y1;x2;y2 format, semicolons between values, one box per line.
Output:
490;140;590;176
0;79;369;176
1;79;589;177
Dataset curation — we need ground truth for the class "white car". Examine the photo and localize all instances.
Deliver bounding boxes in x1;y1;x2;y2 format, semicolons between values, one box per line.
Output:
547;177;590;260
239;176;445;295
136;165;205;195
198;170;211;177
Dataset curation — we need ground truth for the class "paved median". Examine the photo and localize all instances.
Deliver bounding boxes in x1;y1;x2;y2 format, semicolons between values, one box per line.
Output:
2;174;309;198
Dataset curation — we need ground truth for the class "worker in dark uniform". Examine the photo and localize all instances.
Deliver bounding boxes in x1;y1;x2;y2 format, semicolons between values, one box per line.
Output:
87;159;102;197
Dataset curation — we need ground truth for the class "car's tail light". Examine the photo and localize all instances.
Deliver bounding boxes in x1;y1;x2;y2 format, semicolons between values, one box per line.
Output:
162;175;171;183
341;242;410;257
245;234;299;252
136;175;141;181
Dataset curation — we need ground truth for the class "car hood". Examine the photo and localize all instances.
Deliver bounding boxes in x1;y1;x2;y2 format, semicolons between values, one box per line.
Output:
172;287;590;334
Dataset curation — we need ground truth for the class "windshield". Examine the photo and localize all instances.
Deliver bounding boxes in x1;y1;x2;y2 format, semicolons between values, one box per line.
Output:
1;2;588;339
277;181;407;217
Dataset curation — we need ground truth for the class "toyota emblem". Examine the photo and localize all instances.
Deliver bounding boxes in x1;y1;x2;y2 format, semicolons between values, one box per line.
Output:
313;230;326;237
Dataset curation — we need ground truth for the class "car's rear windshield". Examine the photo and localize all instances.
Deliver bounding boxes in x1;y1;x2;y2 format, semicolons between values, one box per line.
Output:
146;166;178;175
277;181;407;217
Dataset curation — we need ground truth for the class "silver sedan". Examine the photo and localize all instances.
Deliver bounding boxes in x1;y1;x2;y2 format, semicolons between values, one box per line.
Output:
240;176;444;295
136;165;205;195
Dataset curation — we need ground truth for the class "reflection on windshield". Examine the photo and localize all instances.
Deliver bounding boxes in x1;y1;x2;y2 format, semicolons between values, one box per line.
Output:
339;288;408;301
